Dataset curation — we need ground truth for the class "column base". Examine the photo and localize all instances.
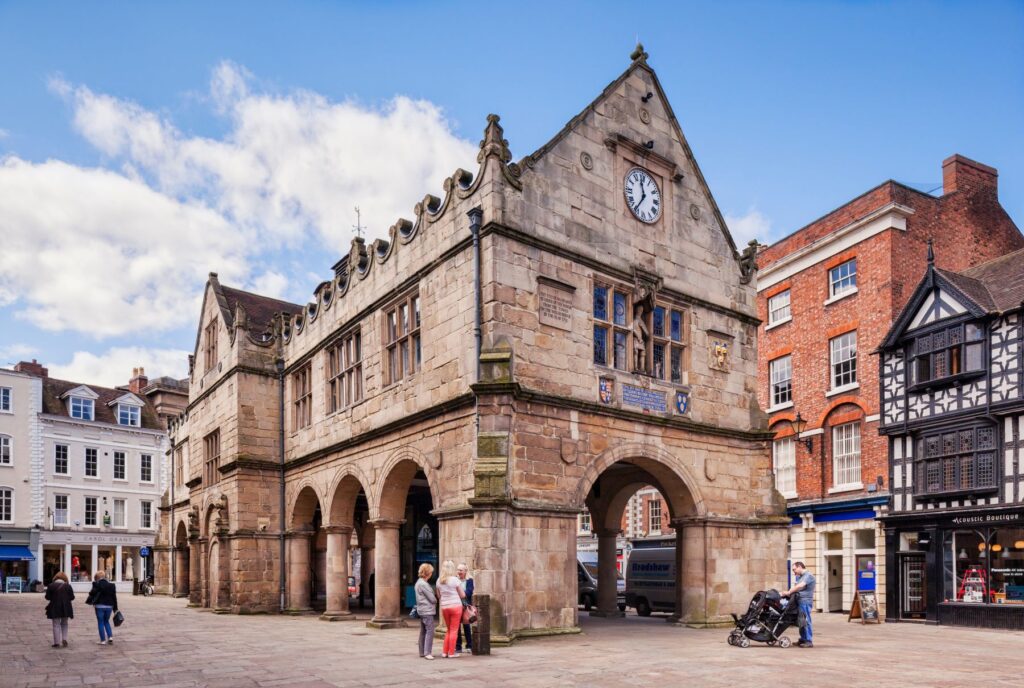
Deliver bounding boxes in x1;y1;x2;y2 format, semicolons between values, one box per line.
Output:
366;617;407;629
284;608;317;616
320;611;357;622
212;607;232;615
589;609;625;618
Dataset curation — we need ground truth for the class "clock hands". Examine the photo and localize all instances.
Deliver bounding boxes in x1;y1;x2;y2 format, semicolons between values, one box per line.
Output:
634;178;646;212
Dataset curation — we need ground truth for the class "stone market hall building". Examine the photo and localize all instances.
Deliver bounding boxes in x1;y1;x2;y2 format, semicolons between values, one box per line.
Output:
157;47;788;641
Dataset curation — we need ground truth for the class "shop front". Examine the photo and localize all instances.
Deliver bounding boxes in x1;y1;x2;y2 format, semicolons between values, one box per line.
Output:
0;527;40;590
883;507;1024;630
38;530;155;593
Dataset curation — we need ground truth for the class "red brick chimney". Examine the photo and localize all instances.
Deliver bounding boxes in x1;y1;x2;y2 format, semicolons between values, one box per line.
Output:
129;367;149;394
942;154;998;196
14;359;48;377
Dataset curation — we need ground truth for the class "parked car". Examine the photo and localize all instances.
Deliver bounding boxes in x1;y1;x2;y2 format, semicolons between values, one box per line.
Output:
348;576;357;597
624;545;675;616
577;552;626;611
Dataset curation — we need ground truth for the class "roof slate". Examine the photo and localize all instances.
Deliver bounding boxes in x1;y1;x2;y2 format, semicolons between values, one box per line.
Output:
956;247;1024;313
42;377;163;430
220;285;302;335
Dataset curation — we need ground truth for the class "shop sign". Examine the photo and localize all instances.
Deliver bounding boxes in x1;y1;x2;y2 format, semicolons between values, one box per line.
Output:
951;512;1024;526
848;591;880;624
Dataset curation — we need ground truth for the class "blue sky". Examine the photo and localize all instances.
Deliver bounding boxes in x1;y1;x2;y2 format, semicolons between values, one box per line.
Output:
1;1;1021;385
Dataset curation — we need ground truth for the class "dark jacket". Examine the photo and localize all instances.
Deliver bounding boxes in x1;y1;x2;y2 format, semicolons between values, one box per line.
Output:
87;579;118;609
462;577;474;604
45;580;75;619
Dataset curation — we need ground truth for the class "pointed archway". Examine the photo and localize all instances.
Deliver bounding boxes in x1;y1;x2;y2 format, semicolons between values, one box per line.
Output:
173;520;190;598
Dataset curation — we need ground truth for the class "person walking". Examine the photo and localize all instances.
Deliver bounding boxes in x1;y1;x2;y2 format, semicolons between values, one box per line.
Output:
86;570;118;645
414;563;438;660
784;561;816;648
44;572;75;648
435;560;465;658
455;563;474;655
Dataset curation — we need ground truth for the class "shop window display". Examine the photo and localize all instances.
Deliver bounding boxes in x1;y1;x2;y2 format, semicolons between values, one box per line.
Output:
71;549;93;582
946;528;1024;605
990;528;1024;605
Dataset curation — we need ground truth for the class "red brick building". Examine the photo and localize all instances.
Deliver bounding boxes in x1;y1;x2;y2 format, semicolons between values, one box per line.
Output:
756;154;1023;616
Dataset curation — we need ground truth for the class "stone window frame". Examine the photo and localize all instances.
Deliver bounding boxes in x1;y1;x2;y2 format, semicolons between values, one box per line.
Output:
592;282;632;372
113;451;127;481
84;447;98;478
382;292;421;387
768;289;791;326
829;258;857;299
327;328;363;414
112;498;126;529
174;445;185;487
54;443;69;475
773;436;797;499
204;318;218;372
831;421;862;489
292;363;313;430
0;386;11;412
650;304;687;383
53;493;69;526
769;355;793;408
829;330;858;390
0;434;11;466
0;486;12;523
203;429;221;486
592;281;688;380
84;495;98;527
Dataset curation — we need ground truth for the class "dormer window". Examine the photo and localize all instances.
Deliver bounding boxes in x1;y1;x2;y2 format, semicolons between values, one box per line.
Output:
117;403;141;427
910;322;985;388
70;397;94;421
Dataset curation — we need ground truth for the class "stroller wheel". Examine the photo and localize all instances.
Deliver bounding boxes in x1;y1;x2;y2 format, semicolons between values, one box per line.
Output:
779;636;792;649
739;637;750;649
727;635;735;645
766;639;776;646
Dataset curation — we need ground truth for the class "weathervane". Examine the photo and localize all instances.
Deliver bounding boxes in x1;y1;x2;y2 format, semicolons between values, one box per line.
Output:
352;206;365;239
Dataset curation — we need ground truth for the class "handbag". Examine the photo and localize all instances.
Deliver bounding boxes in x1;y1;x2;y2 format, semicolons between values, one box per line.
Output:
409;607;419;619
461;603;478;625
113;610;125;627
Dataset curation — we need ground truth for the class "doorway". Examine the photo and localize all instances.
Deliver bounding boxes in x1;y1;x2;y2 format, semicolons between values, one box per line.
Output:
825;555;844;612
900;554;927;620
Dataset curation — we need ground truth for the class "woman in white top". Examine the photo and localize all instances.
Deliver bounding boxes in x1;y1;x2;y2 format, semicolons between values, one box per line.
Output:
435;560;466;658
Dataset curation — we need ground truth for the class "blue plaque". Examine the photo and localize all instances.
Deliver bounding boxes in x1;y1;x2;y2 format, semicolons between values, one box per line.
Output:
622;385;666;413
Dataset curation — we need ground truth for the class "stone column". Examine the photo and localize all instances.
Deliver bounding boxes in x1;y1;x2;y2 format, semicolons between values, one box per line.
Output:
670;518;706;625
590;528;624;617
287;530;313;613
115;545;123;583
188;539;202;607
321;525;355;621
174;546;190;597
63;543;72;578
367;519;404;629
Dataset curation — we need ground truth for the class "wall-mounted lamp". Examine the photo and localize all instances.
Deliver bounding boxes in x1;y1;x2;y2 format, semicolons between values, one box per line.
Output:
791;413;814;452
641;91;653;103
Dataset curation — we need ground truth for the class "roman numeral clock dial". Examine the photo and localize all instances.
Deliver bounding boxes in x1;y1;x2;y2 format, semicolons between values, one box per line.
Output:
624;167;661;224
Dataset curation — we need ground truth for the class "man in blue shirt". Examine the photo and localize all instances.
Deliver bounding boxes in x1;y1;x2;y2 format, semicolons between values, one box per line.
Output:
785;561;816;648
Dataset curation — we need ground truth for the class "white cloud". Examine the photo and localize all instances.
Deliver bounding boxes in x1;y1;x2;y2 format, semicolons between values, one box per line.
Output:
47;346;189;388
0;63;477;339
0;128;9;140
724;207;773;246
0;343;37;363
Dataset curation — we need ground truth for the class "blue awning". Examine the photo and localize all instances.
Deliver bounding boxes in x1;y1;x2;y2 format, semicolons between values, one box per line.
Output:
0;545;35;561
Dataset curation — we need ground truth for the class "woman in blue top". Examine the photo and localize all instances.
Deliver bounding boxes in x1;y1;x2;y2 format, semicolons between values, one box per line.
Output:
456;563;475;655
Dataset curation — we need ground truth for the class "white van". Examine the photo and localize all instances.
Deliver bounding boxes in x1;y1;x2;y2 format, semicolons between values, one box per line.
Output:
624;546;675;616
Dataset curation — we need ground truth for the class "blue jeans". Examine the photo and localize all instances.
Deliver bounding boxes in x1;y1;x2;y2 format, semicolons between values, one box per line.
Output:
798;601;813;643
95;605;113;641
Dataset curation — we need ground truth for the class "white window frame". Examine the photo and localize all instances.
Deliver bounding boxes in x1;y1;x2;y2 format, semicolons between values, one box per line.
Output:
773;437;797;499
579;510;591;533
140;500;153;529
112;498;126;529
767;290;792;328
0;435;11;466
117;403;141;427
84;447;98;478
113;451;126;481
70;396;94;421
84;496;98;527
54;444;69;475
769;355;793;410
0;487;12;523
828;259;857;299
0;386;11;412
649;498;662;534
831;422;862;490
140;454;153;483
54;494;69;526
829;331;858;392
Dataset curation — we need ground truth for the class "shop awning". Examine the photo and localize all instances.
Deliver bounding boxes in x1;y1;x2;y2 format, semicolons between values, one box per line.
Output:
0;545;35;561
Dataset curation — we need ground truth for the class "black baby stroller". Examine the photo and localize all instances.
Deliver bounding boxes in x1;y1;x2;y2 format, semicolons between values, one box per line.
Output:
727;589;799;648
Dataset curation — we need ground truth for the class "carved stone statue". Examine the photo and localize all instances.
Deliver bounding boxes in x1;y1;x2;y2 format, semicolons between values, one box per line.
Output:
632;284;654;373
214;494;229;532
188;505;199;534
739;240;759;284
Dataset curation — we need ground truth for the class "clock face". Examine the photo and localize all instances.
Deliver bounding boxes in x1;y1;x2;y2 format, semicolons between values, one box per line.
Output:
624;167;661;223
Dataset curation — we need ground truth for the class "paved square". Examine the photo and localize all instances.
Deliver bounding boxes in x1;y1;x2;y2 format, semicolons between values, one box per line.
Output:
2;594;1023;687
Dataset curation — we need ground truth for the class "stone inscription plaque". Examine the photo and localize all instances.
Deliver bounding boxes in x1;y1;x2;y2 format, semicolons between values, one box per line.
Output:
538;279;574;331
622;384;667;413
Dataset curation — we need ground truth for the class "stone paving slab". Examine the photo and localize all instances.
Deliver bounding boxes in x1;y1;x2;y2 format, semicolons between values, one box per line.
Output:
2;594;1023;687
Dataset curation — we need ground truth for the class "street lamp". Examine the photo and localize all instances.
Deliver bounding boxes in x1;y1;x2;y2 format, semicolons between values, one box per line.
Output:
791;412;814;452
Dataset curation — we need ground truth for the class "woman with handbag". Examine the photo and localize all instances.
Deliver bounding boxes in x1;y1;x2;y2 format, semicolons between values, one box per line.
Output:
435;560;466;658
413;563;437;660
85;570;119;645
456;563;475;655
44;571;75;648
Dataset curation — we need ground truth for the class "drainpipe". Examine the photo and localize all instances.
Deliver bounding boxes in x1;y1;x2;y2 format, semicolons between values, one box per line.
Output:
468;206;483;383
170;433;175;595
276;356;286;612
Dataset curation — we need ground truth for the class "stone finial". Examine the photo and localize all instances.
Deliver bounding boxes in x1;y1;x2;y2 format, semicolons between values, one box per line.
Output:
739;239;759;284
927;238;934;266
630;42;649;63
477;114;512;165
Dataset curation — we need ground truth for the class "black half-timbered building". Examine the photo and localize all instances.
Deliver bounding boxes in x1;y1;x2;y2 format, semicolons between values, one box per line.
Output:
879;244;1024;629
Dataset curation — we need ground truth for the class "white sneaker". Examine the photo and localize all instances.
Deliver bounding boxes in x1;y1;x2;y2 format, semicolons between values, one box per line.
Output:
97;640;107;645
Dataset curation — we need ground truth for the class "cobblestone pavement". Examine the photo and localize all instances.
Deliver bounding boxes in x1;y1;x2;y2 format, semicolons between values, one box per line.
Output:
2;594;1024;687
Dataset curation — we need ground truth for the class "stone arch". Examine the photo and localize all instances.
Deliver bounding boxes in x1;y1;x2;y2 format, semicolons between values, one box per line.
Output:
290;483;324;529
816;397;869;427
326;464;372;527
574;442;706;519
373;447;437;522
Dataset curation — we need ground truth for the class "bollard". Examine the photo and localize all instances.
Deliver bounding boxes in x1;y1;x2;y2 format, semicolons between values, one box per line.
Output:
475;594;491;655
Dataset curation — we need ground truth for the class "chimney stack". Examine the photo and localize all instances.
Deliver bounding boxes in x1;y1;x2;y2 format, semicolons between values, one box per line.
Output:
129;367;149;394
942;154;998;197
14;359;48;377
